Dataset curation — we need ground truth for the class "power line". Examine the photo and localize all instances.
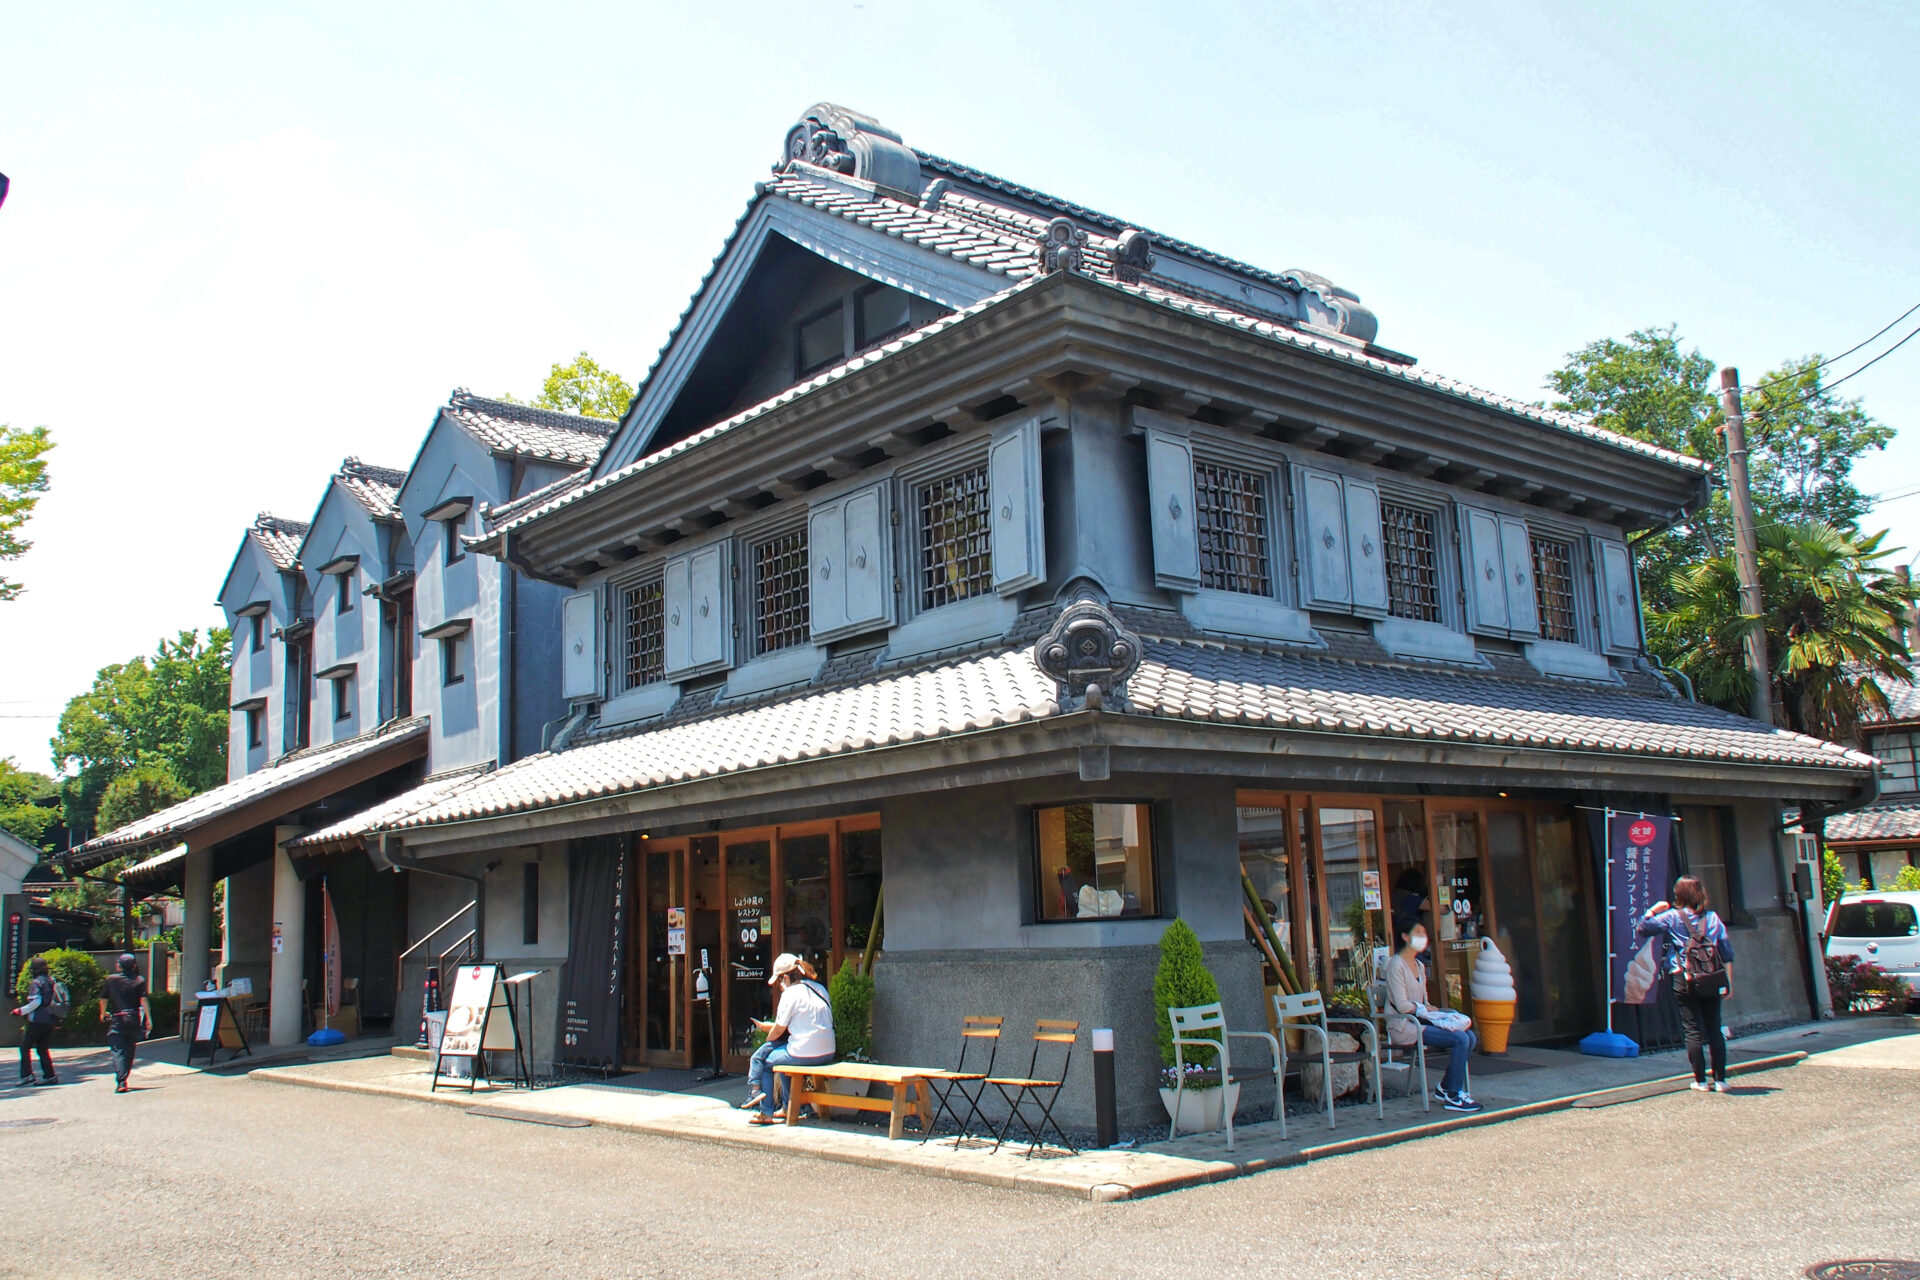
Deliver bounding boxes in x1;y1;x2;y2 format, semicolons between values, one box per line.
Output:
1740;301;1920;396
1752;322;1920;420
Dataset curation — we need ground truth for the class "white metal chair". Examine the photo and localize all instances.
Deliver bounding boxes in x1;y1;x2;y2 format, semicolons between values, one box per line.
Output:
1166;1002;1280;1152
1274;990;1382;1132
1368;979;1470;1111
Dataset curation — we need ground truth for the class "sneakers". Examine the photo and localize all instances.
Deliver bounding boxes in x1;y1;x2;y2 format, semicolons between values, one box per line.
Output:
1440;1090;1483;1113
1689;1080;1711;1092
1711;1079;1730;1093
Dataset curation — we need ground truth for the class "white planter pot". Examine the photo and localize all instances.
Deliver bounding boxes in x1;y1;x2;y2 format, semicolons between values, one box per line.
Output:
1158;1082;1241;1135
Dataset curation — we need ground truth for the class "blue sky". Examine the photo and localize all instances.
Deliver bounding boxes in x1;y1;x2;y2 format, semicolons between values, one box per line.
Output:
1;1;1915;772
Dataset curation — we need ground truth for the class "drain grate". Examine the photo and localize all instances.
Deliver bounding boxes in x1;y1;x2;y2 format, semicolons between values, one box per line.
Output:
1807;1263;1920;1279
0;1117;57;1129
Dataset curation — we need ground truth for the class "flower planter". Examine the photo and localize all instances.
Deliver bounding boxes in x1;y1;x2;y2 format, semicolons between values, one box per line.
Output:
1158;1082;1240;1135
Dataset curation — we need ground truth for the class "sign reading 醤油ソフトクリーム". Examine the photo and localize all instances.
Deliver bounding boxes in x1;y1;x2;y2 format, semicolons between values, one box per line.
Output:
1609;814;1673;1005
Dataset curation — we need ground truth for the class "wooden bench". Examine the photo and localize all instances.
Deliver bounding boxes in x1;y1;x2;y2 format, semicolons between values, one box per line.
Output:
772;1062;957;1140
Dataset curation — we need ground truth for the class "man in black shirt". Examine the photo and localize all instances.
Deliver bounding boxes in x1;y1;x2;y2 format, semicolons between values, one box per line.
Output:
99;954;150;1094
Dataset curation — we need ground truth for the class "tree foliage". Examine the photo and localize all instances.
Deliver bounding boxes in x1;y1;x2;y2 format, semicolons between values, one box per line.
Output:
501;352;633;422
1152;918;1222;1070
95;760;193;835
51;629;230;837
0;423;54;602
1651;521;1918;741
0;759;57;852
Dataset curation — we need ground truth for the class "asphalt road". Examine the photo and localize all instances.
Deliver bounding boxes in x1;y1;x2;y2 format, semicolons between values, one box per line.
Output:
2;1040;1917;1280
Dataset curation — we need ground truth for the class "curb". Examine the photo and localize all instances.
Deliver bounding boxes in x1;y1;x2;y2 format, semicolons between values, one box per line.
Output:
250;1049;1809;1203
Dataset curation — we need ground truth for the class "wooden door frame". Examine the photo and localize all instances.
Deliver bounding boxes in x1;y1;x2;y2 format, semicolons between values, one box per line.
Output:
629;836;694;1071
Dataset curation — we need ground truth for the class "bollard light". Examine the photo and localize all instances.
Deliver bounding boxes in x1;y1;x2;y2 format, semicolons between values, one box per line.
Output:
1092;1027;1117;1147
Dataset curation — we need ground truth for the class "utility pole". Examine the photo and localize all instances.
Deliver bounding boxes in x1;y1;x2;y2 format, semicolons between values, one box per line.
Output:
1719;366;1773;725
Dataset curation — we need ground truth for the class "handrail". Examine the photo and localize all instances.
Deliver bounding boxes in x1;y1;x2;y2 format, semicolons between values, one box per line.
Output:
398;901;477;963
437;929;478;971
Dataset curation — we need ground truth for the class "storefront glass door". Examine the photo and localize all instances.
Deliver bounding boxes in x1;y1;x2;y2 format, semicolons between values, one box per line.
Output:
637;841;690;1067
1533;813;1600;1036
1429;809;1488;1008
1486;810;1545;1027
723;837;772;1062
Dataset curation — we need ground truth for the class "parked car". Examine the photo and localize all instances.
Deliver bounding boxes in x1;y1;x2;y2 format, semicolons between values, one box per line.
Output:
1825;891;1920;983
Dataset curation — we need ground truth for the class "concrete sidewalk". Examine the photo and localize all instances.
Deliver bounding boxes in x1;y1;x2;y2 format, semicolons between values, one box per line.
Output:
247;1018;1914;1201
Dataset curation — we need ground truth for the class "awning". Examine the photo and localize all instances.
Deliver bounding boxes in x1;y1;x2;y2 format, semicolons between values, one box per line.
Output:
287;762;494;857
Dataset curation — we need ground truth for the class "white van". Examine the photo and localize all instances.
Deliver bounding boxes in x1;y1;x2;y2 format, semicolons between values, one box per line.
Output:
1825;891;1920;980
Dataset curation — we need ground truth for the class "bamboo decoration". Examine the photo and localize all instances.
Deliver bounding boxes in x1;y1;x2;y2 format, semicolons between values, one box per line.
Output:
858;885;885;976
1242;873;1301;994
1243;903;1295;998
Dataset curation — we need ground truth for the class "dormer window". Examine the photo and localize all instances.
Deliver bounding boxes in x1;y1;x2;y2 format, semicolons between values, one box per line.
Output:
443;513;465;565
250;612;267;652
336;569;355;614
795;303;846;379
917;465;991;610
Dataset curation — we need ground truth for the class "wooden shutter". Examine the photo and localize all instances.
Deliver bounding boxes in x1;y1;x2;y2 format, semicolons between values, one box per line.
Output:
1592;535;1641;655
560;588;599;700
1344;478;1388;617
1144;429;1201;592
809;482;892;641
1499;516;1539;638
1295;465;1351;610
807;500;849;639
988;418;1045;595
663;541;733;679
1459;504;1509;636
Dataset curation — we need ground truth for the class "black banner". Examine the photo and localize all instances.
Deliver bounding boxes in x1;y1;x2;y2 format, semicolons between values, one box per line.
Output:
558;835;626;1070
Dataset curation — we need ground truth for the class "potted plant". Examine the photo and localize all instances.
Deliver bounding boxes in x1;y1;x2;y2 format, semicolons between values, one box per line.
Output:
1152;918;1236;1134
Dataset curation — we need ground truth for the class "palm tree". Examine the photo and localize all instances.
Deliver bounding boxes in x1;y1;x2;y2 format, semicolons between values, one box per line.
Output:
1651;520;1917;742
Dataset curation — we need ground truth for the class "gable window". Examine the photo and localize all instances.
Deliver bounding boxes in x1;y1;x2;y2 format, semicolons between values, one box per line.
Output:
336;570;355;615
246;707;263;749
1530;534;1579;644
442;513;465;566
249;612;267;652
1380;501;1443;624
332;674;354;722
917;464;992;610
750;526;810;657
1033;802;1160;922
440;634;465;687
621;578;666;690
795;303;845;379
1873;730;1920;794
1193;460;1272;596
856;285;913;350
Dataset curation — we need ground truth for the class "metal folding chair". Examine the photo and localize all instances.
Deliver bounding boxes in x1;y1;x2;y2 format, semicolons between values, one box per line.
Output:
986;1019;1079;1156
922;1015;1002;1145
1274;990;1382;1132
1166;1002;1279;1152
1369;979;1470;1111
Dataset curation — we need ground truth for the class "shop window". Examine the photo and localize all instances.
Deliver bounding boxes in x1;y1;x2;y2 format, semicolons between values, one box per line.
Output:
621;577;665;690
1676;805;1742;918
1379;501;1443;624
916;464;992;610
841;826;883;955
1530;534;1579;643
1317;807;1379;990
1871;730;1920;794
749;526;809;657
780;833;832;978
1193;460;1272;596
855;285;913;349
1033;803;1158;921
794;303;845;379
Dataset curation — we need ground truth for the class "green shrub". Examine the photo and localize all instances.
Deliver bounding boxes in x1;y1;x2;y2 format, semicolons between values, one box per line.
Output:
1889;865;1920;893
148;991;180;1037
14;948;106;1044
829;960;875;1061
1152;918;1222;1070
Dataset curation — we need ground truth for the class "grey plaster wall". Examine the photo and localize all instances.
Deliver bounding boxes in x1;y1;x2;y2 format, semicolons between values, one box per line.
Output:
874;940;1267;1132
1039;398;1166;610
1728;909;1815;1028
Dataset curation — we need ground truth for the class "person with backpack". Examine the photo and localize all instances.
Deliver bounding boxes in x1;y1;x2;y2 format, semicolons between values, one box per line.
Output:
742;953;835;1125
11;955;63;1087
1639;875;1736;1092
98;953;151;1094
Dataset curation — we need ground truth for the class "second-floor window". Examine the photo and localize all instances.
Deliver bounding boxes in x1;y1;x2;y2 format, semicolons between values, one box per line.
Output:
1873;730;1920;794
621;578;665;690
917;464;992;610
246;707;263;749
336;570;355;615
1193;460;1271;596
442;513;465;566
750;526;810;657
249;612;266;652
1531;534;1579;644
332;674;353;722
440;635;465;687
1380;500;1443;624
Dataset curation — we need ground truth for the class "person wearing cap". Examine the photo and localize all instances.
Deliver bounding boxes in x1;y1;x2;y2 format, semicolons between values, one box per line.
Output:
743;953;835;1126
98;954;150;1094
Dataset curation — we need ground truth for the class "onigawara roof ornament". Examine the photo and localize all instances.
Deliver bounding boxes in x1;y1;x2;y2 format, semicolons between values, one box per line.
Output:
779;102;923;198
1039;217;1088;275
1035;591;1142;711
1112;228;1155;283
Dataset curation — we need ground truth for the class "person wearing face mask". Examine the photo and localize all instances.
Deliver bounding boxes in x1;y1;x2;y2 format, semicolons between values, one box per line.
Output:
1383;914;1480;1112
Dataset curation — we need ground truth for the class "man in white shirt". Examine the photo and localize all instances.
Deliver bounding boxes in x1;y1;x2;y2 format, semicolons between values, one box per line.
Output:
745;953;837;1125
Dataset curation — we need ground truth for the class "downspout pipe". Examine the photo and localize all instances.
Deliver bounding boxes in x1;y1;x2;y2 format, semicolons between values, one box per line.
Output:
380;832;485;959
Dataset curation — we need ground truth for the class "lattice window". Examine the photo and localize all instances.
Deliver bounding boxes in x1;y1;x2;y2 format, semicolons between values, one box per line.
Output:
1380;501;1442;623
751;527;810;656
1194;461;1271;596
1531;534;1579;643
918;465;992;610
621;578;665;690
1873;730;1920;794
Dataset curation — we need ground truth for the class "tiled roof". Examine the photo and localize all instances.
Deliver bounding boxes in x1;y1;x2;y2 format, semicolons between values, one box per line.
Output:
337;457;408;520
65;717;430;864
1859;673;1920;727
478;468;595;533
1825;797;1920;844
441;389;615;467
288;763;494;851
366;620;1867;840
248;513;309;572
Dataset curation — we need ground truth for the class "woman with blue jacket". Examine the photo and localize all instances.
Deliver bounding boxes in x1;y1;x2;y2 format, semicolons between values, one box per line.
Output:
1638;876;1736;1092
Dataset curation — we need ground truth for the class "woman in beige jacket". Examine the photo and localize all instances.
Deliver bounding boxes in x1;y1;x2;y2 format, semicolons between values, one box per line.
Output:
1381;915;1481;1112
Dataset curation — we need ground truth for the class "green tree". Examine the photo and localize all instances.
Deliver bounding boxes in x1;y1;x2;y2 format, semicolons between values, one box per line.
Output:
1651;521;1918;741
0;424;54;602
95;759;192;834
51;629;230;837
1741;356;1895;530
0;759;58;851
501;352;632;421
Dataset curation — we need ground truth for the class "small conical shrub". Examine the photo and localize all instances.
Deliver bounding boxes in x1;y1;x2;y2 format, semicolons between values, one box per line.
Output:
1152;918;1222;1069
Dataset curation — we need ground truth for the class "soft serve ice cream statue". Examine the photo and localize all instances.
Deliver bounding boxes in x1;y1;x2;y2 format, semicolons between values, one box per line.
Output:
1471;937;1520;1052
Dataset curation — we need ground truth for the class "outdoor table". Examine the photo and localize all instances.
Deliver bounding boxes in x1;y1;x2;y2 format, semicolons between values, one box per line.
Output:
772;1062;959;1140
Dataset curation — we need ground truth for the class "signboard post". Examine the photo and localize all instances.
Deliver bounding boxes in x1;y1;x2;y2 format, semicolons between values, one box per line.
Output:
432;963;521;1093
185;991;252;1066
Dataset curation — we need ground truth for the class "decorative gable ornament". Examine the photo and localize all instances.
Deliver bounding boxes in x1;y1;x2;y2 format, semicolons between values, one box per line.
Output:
1035;593;1142;711
1038;217;1088;275
778;102;924;198
1112;229;1156;284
